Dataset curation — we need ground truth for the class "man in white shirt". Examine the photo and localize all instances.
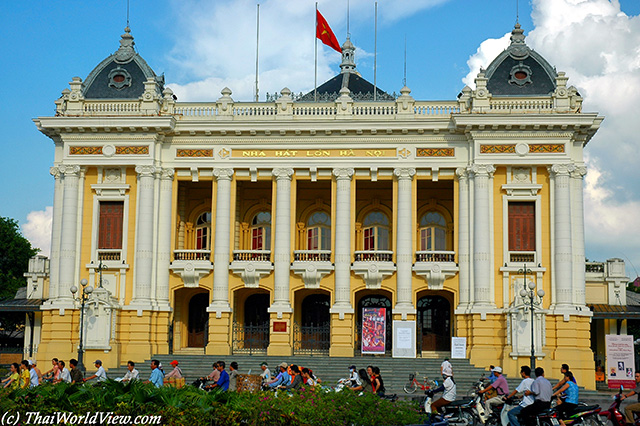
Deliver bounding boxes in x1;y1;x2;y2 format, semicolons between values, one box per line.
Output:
58;360;71;383
122;361;140;382
260;362;271;384
507;366;535;426
441;357;453;378
430;375;457;414
85;360;107;383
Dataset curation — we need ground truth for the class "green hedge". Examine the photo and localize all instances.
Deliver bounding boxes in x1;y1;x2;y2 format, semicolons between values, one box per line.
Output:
0;380;425;426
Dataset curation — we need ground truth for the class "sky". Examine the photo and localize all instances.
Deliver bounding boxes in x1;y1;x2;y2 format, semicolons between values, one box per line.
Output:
1;0;639;279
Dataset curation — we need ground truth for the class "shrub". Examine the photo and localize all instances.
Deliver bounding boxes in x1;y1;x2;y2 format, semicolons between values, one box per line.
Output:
0;381;425;426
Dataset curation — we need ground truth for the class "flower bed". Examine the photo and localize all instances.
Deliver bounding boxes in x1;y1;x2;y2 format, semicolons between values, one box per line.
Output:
0;381;426;426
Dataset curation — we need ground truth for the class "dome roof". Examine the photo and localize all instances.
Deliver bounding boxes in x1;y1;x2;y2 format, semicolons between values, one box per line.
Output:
485;24;557;96
82;27;164;99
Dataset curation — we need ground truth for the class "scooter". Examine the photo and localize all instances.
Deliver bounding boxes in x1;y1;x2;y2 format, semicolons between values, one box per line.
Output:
599;386;639;426
555;401;602;426
439;377;489;426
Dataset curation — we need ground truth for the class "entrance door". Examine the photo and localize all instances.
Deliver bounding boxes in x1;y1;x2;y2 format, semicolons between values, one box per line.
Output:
188;293;209;347
296;294;330;353
244;293;270;349
417;296;451;351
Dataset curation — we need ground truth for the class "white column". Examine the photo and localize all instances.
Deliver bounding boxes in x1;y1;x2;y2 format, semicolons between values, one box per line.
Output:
131;165;156;307
456;167;471;310
48;166;64;301
56;165;81;306
269;168;294;316
394;168;416;317
330;168;355;318
571;165;587;306
550;163;575;308
209;168;233;314
470;163;495;307
155;168;174;309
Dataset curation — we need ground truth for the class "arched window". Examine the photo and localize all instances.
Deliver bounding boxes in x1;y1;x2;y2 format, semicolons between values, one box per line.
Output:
362;211;390;251
306;211;331;250
251;211;271;250
195;212;212;250
419;211;446;251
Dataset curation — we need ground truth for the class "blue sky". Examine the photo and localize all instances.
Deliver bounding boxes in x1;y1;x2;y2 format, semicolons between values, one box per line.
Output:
1;0;640;277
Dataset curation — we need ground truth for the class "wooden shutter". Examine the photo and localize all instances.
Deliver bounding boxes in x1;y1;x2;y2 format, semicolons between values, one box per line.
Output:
98;202;124;249
508;202;535;251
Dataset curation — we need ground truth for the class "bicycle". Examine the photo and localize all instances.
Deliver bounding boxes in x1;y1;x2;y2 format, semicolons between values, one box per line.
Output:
403;372;436;394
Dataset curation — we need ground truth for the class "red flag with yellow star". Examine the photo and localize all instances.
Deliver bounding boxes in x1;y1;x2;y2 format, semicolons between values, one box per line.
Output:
316;10;341;53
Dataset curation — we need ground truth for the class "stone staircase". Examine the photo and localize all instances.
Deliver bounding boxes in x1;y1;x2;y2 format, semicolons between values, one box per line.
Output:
100;353;615;406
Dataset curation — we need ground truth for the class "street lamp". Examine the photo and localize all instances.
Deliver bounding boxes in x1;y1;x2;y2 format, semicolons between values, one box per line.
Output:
70;278;93;372
518;264;545;374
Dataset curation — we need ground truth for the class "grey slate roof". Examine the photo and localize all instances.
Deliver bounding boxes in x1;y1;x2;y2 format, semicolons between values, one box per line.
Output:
82;27;164;99
485;24;557;96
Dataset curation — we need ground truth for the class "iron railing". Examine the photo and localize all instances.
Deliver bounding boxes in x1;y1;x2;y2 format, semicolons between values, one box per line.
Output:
232;322;269;355
293;322;330;355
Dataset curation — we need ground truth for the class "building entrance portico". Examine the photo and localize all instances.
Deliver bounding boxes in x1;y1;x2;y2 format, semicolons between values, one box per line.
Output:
417;293;452;352
293;291;330;354
232;290;270;354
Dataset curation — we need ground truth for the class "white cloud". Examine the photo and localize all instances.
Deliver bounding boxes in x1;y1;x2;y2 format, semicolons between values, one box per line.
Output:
166;0;450;101
22;206;52;257
463;0;640;276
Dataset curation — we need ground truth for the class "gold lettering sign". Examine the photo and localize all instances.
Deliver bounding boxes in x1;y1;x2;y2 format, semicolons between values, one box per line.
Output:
232;149;395;158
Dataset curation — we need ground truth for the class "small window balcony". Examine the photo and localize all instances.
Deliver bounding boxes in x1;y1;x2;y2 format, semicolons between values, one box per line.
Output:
231;250;273;288
413;250;458;291
352;250;395;290
97;249;122;262
509;251;536;264
291;250;334;289
170;250;213;288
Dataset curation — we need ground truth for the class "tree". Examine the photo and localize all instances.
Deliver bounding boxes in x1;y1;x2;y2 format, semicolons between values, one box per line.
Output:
0;217;37;301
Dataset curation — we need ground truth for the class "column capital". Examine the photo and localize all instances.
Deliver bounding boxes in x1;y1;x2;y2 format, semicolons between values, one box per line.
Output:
58;164;81;177
455;167;469;179
213;168;234;180
333;168;355;180
393;167;416;180
135;165;157;177
159;168;175;180
549;163;576;176
50;166;62;179
272;168;294;180
469;163;495;177
570;165;587;178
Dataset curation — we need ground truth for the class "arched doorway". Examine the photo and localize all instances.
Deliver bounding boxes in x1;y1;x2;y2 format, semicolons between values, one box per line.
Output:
417;295;451;352
294;294;330;354
356;294;392;354
188;293;209;347
233;292;270;353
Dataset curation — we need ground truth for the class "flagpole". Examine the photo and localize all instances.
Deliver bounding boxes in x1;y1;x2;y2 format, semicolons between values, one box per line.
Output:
373;1;377;101
255;3;260;102
314;2;318;102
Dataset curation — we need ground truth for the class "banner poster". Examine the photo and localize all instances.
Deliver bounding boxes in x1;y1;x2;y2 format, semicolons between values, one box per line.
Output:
362;308;386;354
606;334;636;389
451;337;467;359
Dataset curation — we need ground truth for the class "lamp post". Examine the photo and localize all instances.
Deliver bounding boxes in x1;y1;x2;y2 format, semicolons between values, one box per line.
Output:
518;264;545;373
96;260;107;288
70;278;93;372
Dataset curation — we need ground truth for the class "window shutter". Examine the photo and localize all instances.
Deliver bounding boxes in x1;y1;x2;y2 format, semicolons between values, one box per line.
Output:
98;201;124;249
508;202;535;251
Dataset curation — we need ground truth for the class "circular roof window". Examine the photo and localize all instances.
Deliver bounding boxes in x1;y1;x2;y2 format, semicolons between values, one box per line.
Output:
108;67;132;90
509;63;532;87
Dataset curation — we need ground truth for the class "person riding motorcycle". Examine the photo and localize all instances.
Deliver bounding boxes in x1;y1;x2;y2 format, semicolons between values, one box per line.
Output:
552;371;579;426
620;371;640;424
519;367;553;425
428;374;457;414
505;366;535;426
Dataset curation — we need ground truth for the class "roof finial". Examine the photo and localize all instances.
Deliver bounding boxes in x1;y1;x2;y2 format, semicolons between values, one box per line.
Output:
510;22;526;46
340;37;356;74
115;26;136;63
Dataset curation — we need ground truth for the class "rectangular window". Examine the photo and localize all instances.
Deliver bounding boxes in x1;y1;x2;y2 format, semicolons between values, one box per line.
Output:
307;228;319;250
364;228;374;251
508;202;535;251
252;228;263;250
98;201;124;249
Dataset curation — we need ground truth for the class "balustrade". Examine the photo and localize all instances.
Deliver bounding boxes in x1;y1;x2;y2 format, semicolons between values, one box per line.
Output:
354;250;393;262
293;250;331;262
97;249;122;261
173;250;211;261
233;250;271;262
415;251;456;263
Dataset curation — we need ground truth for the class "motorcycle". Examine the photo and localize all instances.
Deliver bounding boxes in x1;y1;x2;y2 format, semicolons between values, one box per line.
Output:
599;386;640;426
554;401;602;426
436;377;489;426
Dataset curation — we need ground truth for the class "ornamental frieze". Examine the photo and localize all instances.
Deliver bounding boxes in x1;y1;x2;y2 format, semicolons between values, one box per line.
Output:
115;146;149;155
69;145;149;155
415;148;454;157
70;146;103;155
480;144;565;154
176;149;214;157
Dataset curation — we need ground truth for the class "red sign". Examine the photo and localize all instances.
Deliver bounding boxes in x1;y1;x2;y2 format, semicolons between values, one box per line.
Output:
273;321;287;333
